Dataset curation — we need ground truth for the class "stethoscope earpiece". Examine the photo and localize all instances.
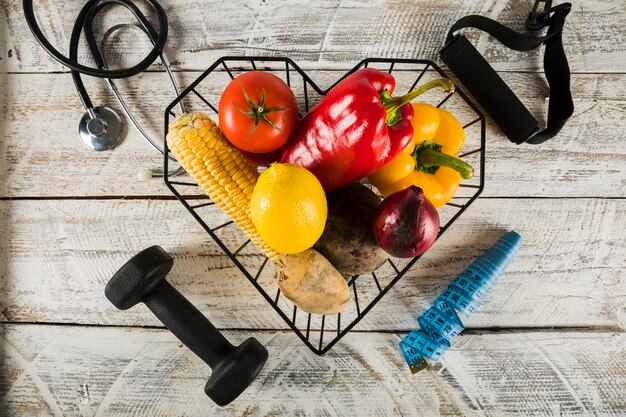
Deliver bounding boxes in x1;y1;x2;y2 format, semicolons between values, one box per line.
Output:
78;106;123;151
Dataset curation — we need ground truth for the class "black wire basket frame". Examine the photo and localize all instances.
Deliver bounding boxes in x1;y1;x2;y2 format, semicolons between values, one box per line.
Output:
163;56;486;355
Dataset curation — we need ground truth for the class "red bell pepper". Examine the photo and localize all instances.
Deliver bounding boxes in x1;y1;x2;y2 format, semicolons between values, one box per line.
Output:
279;68;455;192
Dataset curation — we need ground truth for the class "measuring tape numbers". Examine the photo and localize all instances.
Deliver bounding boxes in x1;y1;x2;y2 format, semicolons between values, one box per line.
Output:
400;231;523;373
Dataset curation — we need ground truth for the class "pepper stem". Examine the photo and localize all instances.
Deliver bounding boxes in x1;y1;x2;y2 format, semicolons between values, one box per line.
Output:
381;78;455;126
413;141;474;179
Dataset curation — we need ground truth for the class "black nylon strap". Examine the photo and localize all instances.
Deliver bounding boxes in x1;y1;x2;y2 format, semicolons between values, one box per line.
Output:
446;15;557;51
442;3;573;144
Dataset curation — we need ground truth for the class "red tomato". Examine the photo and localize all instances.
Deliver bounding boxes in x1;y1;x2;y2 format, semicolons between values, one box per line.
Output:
218;71;298;153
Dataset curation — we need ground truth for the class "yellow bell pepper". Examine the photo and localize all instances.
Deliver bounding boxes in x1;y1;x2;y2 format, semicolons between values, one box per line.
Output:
368;103;473;208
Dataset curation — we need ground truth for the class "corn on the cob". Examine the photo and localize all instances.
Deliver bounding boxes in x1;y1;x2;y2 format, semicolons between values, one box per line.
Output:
167;112;280;261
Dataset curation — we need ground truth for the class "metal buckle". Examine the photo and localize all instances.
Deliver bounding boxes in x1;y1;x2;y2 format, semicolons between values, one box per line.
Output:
526;0;553;30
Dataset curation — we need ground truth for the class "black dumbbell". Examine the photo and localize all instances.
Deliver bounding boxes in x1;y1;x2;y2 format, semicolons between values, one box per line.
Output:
105;245;268;406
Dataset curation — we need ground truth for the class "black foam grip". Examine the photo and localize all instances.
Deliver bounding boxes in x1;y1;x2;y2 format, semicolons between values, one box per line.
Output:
143;281;234;368
440;35;539;144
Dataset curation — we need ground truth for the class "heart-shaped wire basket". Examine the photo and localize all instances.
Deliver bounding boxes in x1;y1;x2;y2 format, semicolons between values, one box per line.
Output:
163;57;485;354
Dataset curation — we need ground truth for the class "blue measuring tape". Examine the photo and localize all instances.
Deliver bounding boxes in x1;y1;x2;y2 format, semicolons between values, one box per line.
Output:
399;230;522;373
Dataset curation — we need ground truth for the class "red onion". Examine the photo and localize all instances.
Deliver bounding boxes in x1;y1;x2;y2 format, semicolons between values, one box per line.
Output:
372;186;440;258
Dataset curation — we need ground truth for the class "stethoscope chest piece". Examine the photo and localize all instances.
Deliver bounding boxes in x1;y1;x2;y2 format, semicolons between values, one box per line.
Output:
78;106;123;151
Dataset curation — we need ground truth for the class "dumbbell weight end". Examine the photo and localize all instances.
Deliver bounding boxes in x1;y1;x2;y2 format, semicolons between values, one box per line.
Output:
105;246;268;406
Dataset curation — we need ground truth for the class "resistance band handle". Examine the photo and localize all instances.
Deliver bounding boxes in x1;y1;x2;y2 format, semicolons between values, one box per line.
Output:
441;35;539;144
440;2;573;145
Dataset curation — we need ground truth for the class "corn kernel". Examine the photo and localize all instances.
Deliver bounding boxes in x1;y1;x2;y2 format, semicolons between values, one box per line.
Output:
166;112;279;261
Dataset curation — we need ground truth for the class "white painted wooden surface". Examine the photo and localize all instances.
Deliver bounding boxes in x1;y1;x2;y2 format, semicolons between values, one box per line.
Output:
1;0;625;415
1;198;624;330
2;0;625;73
2;72;625;198
1;325;625;417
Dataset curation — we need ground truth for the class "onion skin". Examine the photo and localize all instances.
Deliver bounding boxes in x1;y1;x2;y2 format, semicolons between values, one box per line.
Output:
372;185;440;258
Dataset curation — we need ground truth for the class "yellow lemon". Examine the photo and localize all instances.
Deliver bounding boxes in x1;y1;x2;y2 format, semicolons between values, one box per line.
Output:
250;163;327;254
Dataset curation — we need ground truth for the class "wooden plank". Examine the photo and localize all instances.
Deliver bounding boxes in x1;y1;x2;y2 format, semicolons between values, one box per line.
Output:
1;71;625;198
3;0;625;73
1;198;623;330
1;324;624;416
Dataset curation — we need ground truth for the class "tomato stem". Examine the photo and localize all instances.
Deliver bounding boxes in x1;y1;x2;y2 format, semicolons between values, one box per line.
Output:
233;87;288;138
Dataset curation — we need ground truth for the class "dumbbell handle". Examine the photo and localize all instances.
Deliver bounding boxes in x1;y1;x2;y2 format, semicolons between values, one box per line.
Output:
143;281;235;368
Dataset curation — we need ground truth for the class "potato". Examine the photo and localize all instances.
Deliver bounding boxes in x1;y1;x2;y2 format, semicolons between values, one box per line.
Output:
275;249;350;315
314;183;388;275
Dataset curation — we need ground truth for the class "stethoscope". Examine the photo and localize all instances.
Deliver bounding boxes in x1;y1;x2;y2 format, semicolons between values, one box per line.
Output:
23;0;184;178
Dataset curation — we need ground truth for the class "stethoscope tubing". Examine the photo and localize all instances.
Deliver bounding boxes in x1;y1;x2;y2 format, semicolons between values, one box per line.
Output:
100;23;185;163
24;0;184;172
23;0;168;79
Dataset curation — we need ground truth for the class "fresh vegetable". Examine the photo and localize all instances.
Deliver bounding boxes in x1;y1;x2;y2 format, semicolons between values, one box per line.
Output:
218;71;298;153
372;186;440;258
368;103;473;208
168;112;349;315
315;183;387;275
250;163;327;254
167;112;280;260
279;68;455;192
275;249;350;315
